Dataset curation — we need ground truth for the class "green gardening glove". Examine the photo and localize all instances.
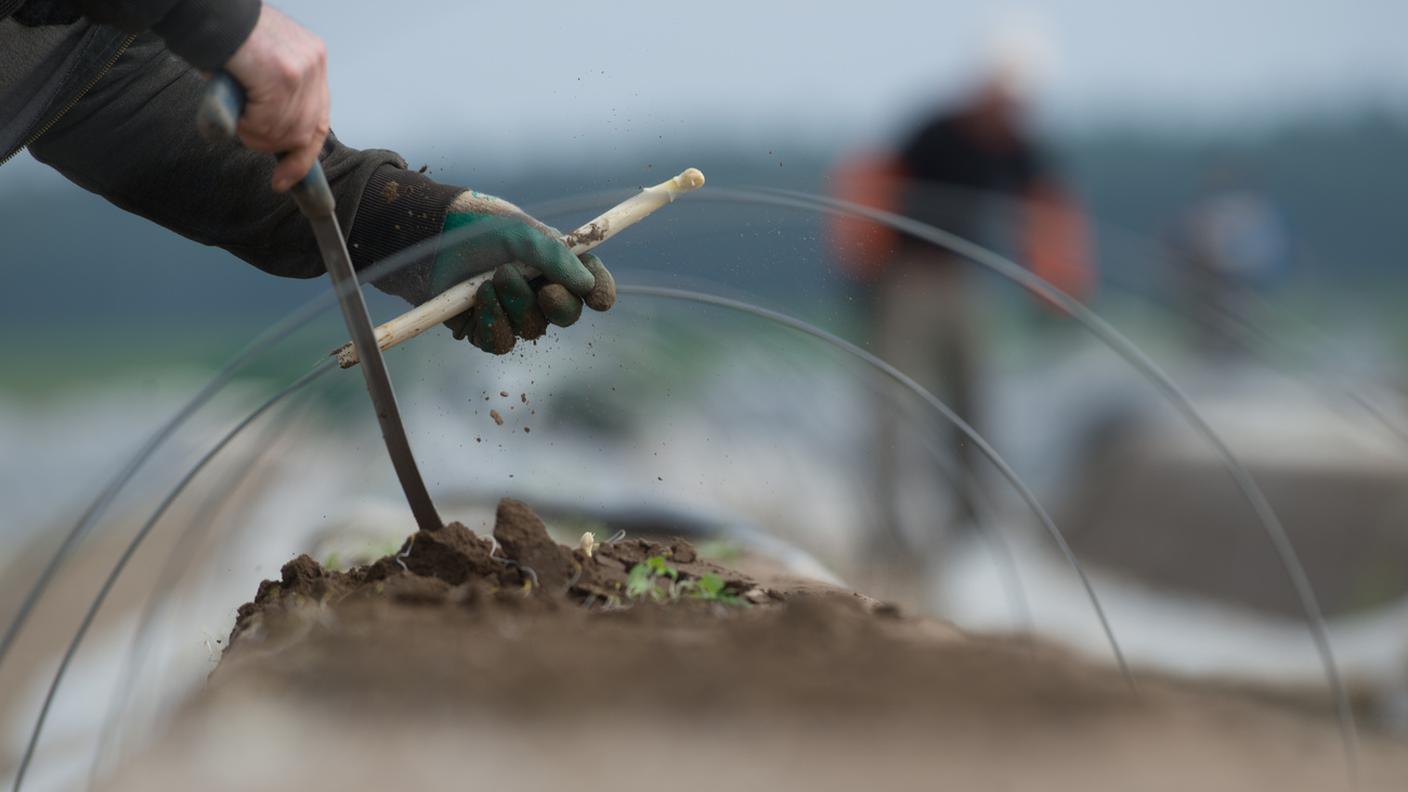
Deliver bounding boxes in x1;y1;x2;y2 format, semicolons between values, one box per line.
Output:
430;190;616;354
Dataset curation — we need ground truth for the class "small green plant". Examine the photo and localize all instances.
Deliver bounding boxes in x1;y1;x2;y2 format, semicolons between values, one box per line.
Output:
692;572;746;605
625;562;660;599
695;539;745;563
321;537;407;573
625;556;746;606
645;555;677;579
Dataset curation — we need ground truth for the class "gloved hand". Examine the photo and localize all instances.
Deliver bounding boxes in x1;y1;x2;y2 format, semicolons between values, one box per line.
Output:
429;190;615;354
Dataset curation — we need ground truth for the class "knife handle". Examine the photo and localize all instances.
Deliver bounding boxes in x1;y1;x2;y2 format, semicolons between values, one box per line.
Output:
197;71;334;217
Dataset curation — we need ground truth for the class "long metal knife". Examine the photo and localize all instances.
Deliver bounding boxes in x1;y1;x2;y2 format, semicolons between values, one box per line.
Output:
198;73;443;532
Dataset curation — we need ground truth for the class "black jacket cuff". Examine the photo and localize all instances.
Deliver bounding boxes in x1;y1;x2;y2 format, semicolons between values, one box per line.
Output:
348;165;464;305
151;0;261;71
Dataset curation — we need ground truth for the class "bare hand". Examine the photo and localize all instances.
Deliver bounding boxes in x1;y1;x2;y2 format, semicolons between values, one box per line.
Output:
225;6;330;192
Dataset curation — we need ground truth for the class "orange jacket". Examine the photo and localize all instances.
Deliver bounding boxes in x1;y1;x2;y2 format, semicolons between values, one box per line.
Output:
826;151;905;283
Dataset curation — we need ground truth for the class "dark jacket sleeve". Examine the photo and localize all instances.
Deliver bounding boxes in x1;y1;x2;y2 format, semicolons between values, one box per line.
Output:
72;0;260;70
28;33;461;304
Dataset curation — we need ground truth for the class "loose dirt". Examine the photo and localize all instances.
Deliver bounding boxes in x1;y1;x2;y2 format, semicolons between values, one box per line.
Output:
102;500;1408;791
226;499;771;652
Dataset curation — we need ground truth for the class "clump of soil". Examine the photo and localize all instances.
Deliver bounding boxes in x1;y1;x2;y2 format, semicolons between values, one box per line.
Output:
228;498;774;649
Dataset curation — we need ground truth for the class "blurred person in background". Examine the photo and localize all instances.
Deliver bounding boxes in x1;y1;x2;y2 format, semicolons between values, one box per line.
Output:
830;26;1093;582
2;0;609;355
1167;166;1290;360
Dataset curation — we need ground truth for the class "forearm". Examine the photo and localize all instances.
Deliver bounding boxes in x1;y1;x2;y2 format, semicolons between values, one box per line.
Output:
71;0;260;70
346;167;463;305
29;34;455;291
1023;182;1094;300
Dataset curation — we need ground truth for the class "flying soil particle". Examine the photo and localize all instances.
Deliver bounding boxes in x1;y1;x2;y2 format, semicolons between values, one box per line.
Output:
490;410;504;426
524;427;530;433
382;181;400;203
520;393;527;403
500;391;509;397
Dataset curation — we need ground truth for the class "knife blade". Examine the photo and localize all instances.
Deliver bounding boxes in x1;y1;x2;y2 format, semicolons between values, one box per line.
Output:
199;72;443;532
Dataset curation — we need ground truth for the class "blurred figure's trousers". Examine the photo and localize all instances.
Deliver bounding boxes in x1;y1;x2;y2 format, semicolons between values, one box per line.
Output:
869;256;980;571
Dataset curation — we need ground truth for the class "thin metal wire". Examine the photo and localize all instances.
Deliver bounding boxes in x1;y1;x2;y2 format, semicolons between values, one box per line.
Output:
733;186;1357;780
11;362;333;792
617;284;1130;685
13;181;1359;787
0;190;629;674
86;380;320;788
836;348;1035;637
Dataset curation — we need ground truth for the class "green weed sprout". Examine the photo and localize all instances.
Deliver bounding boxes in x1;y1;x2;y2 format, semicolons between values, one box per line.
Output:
625;556;747;606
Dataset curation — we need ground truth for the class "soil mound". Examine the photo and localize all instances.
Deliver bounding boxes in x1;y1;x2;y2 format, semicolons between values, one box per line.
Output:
228;498;780;652
103;499;1408;792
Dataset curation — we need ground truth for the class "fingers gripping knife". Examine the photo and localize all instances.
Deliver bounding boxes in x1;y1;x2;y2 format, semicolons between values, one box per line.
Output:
198;73;444;532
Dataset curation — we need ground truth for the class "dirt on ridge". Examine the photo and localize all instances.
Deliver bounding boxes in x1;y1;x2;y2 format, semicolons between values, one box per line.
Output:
100;498;1408;792
227;498;776;652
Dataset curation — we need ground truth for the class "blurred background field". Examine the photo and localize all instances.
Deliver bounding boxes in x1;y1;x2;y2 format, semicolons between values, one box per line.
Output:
5;0;1408;394
5;1;1408;787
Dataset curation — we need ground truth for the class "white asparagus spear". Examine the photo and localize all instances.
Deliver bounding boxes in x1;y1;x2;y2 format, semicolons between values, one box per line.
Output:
334;167;706;368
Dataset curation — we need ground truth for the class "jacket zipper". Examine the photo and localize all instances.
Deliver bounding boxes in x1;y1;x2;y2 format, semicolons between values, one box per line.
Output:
0;33;137;168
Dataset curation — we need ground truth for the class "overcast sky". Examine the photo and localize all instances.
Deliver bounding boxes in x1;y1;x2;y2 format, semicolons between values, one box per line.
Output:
295;0;1408;144
6;0;1407;184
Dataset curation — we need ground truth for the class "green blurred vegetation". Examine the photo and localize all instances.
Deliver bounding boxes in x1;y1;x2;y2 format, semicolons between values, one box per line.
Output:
4;112;1405;396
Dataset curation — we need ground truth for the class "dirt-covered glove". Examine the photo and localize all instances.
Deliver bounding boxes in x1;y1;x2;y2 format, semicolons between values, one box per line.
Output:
430;191;615;354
